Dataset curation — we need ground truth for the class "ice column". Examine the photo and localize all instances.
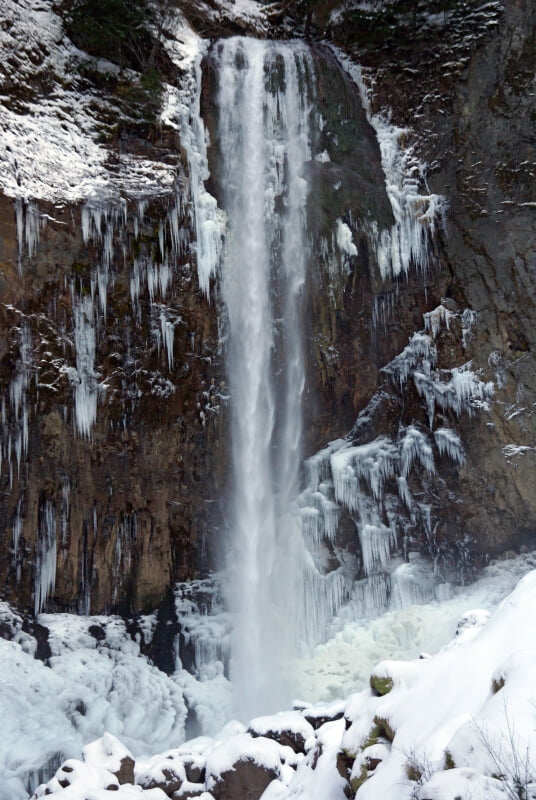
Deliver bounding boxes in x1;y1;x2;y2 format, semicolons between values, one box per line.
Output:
73;295;98;439
34;500;56;615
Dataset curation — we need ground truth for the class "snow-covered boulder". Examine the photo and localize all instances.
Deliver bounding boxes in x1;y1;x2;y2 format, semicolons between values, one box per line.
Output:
83;733;135;784
205;733;284;800
181;753;206;784
248;711;315;754
302;700;345;730
136;750;187;794
30;759;119;796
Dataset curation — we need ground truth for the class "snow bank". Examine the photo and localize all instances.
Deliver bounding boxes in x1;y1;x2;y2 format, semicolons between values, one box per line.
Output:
340;570;536;800
293;551;536;703
7;557;535;800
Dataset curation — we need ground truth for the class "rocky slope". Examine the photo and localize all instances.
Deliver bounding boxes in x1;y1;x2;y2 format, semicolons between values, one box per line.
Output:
330;0;536;561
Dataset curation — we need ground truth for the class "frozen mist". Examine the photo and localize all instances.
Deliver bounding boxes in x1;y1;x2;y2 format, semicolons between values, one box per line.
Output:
215;37;313;720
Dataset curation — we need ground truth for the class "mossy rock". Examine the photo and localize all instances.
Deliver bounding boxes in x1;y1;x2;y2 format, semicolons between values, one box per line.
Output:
373;716;395;742
361;725;380;750
445;750;456;769
361;716;395;750
350;763;369;793
336;748;355;781
370;674;394;696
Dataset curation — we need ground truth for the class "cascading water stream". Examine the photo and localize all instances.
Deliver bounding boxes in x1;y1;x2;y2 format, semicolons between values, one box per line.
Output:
215;38;313;719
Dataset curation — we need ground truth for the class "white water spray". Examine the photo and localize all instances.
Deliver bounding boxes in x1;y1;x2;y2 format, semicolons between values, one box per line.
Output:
216;38;313;719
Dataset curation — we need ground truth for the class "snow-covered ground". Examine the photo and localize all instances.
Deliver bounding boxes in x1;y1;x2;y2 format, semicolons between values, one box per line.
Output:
23;562;536;799
293;552;536;704
1;553;535;799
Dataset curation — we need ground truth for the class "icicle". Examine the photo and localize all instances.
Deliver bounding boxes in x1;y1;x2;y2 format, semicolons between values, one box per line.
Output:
399;425;435;477
158;261;171;299
12;494;24;569
158;224;165;262
137;198;148;225
434;427;465;464
414;362;494;427
168;196;188;256
397;476;413;510
461;308;477;349
3;321;33;477
25;203;45;258
61;478;70;545
130;259;141;313
73;295;98;439
336;55;446;280
97;267;108;316
15;198;24;274
331;437;399;508
424;305;455;338
359;523;397;575
34;500;57;615
102;224;114;269
176;49;225;296
383;331;437;389
147;260;157;303
159;308;175;370
305;443;339;491
14;199;47;270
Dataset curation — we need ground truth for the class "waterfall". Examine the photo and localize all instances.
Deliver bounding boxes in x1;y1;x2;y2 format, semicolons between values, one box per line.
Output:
215;38;313;719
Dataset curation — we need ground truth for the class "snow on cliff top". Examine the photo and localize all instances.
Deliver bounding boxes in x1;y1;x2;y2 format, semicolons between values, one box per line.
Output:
0;0;200;205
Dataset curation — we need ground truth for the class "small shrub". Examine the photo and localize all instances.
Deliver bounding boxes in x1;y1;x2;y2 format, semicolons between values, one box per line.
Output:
404;746;436;799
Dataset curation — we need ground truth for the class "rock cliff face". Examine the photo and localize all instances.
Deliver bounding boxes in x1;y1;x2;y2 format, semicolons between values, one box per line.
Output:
0;0;534;617
0;185;227;614
333;0;536;562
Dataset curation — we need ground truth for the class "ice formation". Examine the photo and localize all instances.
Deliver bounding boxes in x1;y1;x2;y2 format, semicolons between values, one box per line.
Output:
20;564;536;800
434;427;465;464
34;501;57;615
336;218;358;257
383;307;494;426
0;320;32;487
174;53;225;297
73;296;98;440
335;50;446;280
290;304;494;629
175;579;231;678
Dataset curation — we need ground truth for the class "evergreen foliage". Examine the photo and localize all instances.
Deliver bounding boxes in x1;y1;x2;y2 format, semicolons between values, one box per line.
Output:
64;0;155;72
62;0;175;122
